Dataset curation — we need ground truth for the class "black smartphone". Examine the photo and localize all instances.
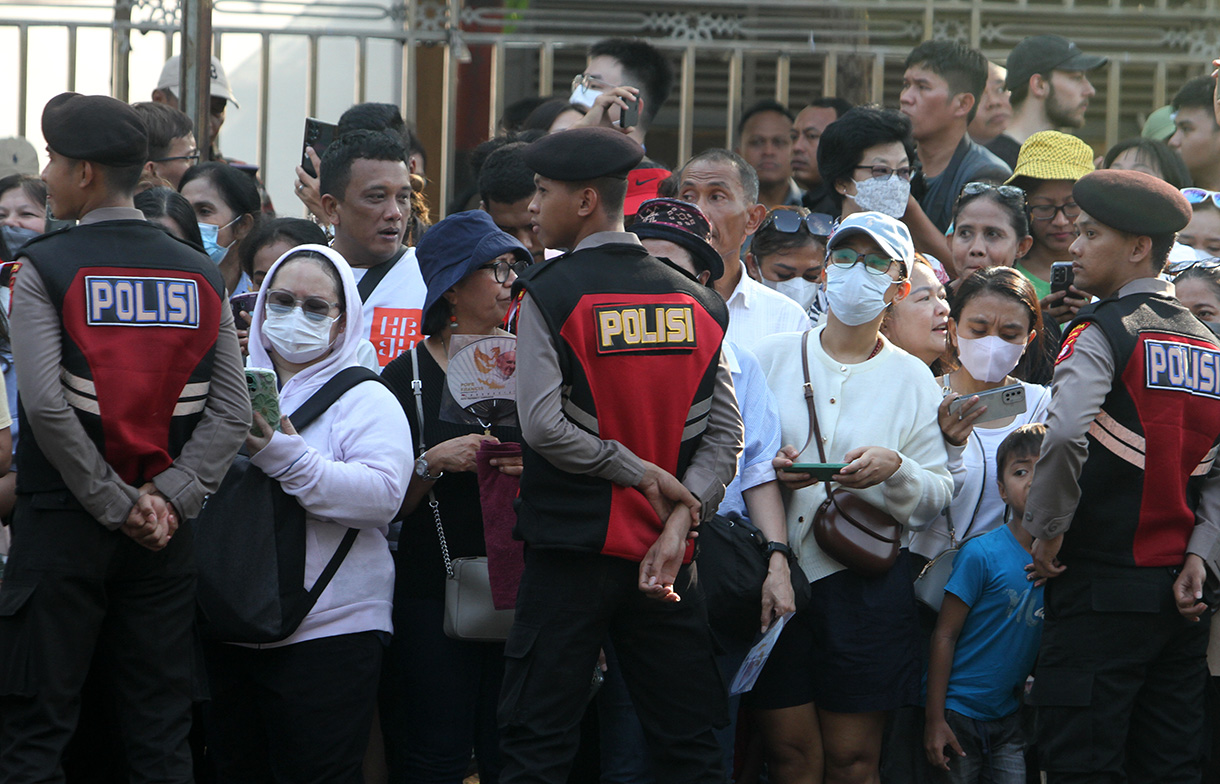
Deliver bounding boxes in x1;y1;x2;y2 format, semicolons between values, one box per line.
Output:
301;118;338;178
230;291;259;325
788;462;849;481
619;96;640;129
1050;261;1074;295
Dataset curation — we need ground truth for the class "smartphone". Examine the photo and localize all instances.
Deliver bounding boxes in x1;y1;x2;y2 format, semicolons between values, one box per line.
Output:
619;96;640;129
301;118;338;178
947;382;1027;424
245;368;281;436
788;462;849;481
230;291;259;326
1050;261;1074;295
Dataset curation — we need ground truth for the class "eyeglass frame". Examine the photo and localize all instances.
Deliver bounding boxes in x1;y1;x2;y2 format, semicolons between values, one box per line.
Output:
1027;201;1082;222
759;207;836;238
571;72;618;93
151;150;202;165
854;165;914;181
478;257;531;284
827;247;905;277
264;290;342;323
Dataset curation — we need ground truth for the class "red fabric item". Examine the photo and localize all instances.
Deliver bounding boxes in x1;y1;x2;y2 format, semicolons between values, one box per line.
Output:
476;440;525;610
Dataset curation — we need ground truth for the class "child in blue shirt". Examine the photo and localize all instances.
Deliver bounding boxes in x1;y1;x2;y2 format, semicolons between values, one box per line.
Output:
924;424;1046;783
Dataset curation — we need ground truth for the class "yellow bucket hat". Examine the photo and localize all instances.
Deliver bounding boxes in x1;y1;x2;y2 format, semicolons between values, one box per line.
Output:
1005;131;1096;184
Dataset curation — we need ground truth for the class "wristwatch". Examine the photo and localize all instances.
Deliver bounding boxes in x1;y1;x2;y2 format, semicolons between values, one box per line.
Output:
765;541;793;559
414;454;443;481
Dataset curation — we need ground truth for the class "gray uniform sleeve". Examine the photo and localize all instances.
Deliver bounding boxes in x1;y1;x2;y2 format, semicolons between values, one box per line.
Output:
515;293;647;487
151;297;251;520
1188;466;1220;578
679;349;742;521
11;263;139;528
1022;323;1114;540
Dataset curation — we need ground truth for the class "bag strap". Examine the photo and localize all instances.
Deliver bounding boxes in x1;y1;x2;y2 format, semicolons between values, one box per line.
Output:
357;247;405;302
410;347;455;580
800;329;828;463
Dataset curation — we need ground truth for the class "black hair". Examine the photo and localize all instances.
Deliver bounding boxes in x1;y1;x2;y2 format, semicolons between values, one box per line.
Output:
807;96;854;118
951;265;1043;341
337;103;426;167
1149;232;1177;273
587;38;675;126
237;217;328;279
500;96;552;133
953;184;1030;240
131;102;194;161
0;174;46;212
1172;76;1219;117
817;105;917;211
1175;263;1220;302
268;250;345;314
904;40;989;124
522;99;585;133
679;148;760;204
134;186;204;247
318;129;408;201
423;299;452;337
594;176;629;218
737;99;794;140
479;142;536;206
996;423;1047;476
179;161;261;221
1102;137;1193;189
98;162;146;195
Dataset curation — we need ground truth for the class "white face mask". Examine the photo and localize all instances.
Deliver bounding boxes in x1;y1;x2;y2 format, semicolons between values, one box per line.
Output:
851;174;911;219
569;84;603;110
824;260;896;326
262;306;337;364
956;334;1027;383
761;276;821;312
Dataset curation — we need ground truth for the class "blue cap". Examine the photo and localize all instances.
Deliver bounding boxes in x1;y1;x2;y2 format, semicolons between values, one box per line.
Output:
416;210;531;319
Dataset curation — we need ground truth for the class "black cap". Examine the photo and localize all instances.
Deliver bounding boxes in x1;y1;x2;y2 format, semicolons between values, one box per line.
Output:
1073;169;1191;235
629;197;725;281
1005;35;1107;92
521;127;645;181
42;92;149;167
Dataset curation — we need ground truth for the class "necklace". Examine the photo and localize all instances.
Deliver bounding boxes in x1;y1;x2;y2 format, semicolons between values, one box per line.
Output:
867;337;883;360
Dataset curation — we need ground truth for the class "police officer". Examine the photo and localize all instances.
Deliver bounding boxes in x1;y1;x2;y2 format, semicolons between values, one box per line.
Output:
501;127;743;783
1026;169;1220;783
0;93;249;782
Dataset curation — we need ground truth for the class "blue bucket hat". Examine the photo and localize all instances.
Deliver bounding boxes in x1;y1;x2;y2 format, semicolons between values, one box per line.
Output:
416;211;531;319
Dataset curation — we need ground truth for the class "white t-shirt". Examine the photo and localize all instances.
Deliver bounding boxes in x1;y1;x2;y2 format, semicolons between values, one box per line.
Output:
349;246;427;369
909;380;1051;560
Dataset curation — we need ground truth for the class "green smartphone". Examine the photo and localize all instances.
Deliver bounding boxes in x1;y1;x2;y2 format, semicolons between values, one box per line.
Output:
245;368;281;436
788;462;849;481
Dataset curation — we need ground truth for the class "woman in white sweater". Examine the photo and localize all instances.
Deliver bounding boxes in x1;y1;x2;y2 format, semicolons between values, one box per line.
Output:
746;213;952;784
204;244;413;782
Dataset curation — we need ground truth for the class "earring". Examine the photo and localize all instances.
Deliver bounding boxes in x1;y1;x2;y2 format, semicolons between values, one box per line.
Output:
449;313;459;329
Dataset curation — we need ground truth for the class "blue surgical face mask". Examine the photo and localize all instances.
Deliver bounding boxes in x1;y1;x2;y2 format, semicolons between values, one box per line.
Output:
198;217;239;263
0;225;40;254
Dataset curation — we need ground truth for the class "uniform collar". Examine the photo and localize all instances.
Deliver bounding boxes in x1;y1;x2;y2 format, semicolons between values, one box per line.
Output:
1116;277;1173;298
572;231;643;253
80;206;145;225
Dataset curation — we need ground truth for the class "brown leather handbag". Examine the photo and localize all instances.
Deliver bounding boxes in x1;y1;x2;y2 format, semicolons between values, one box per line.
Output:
800;330;902;576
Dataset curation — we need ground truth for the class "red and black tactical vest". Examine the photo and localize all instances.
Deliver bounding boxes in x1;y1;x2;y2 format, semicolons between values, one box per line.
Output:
16;220;226;496
1059;292;1220;567
516;243;729;562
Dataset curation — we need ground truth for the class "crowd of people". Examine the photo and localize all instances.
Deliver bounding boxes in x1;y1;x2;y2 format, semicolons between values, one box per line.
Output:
2;27;1220;784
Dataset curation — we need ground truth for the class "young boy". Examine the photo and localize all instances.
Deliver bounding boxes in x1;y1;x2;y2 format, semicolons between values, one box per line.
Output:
924;424;1047;783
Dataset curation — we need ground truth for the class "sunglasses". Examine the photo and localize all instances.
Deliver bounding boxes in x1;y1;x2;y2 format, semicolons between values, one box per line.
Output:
1166;257;1220;278
265;290;340;323
479;258;531;284
828;247;899;276
760;208;835;238
960;182;1026;203
1182;188;1220;210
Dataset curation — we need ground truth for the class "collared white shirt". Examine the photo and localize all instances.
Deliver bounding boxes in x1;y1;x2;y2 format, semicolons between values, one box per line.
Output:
724;259;812;351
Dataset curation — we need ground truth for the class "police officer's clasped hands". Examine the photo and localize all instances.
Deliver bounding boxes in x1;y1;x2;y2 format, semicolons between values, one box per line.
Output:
636;460;701;603
122;482;178;551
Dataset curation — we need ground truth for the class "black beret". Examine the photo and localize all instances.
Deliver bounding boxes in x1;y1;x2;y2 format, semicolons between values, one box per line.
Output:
521;127;644;181
42;92;149;167
1073;169;1192;235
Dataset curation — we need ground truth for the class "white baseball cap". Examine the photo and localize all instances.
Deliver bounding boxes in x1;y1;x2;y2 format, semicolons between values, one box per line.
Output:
0;137;38;179
828;211;915;269
156;55;240;109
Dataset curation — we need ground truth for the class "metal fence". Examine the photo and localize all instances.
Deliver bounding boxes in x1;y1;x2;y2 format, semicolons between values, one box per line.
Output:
3;0;1219;217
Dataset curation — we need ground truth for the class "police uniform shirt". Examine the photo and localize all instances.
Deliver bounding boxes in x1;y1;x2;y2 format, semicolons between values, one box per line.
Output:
1022;276;1220;577
11;206;250;526
514;230;742;518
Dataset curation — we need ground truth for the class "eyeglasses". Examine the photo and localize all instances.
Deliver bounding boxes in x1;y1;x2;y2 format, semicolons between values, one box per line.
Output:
1028;201;1081;222
960;182;1026;203
1166;257;1220;278
1182;188;1220;210
828;247;900;276
151;150;201;165
760;208;835;238
571;73;616;93
265;290;340;323
854;165;914;181
478;258;530;284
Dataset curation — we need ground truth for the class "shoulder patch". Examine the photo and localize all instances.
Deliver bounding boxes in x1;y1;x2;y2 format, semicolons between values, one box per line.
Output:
1056;322;1089;365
